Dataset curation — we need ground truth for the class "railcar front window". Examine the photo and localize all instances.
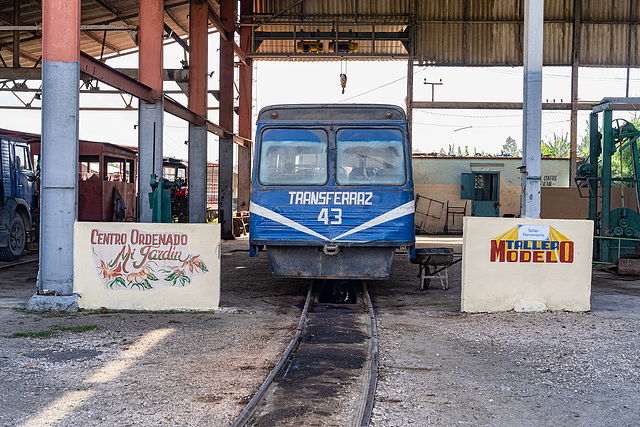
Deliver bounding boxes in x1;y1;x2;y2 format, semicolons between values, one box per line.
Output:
259;129;328;185
336;129;405;185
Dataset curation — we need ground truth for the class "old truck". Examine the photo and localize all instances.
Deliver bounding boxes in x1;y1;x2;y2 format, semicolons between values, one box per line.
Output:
0;135;37;261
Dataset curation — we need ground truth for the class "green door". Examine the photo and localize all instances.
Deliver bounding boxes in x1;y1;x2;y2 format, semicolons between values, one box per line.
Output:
471;172;500;217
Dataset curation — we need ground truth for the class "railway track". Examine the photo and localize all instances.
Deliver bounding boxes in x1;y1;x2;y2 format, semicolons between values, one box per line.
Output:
232;281;379;427
0;254;38;270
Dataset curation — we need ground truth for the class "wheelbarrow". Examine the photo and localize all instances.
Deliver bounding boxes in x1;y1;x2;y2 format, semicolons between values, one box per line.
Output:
410;248;455;290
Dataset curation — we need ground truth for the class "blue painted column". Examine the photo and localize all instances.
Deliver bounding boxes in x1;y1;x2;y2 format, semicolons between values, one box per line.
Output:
28;0;81;311
521;0;544;218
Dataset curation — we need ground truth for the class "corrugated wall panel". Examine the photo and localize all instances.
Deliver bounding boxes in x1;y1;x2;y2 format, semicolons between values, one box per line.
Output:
543;23;572;65
582;0;637;22
491;23;522;65
581;24;634;66
465;24;494;64
415;24;452;64
421;0;466;21
545;0;572;21
631;26;640;66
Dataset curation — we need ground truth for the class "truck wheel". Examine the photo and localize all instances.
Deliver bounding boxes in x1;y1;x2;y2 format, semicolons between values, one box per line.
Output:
0;213;26;261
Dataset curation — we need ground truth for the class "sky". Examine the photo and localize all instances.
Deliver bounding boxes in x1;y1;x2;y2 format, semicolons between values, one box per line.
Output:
1;34;640;163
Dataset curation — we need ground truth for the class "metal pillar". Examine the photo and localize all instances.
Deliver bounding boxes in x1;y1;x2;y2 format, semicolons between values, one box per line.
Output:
188;0;208;223
406;58;414;150
13;0;20;67
219;0;235;239
588;112;599;237
520;0;544;218
569;0;581;187
28;0;81;311
601;108;613;260
137;0;164;223
237;0;253;213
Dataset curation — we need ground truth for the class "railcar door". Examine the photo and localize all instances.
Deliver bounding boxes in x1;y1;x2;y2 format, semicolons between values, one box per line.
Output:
12;142;35;208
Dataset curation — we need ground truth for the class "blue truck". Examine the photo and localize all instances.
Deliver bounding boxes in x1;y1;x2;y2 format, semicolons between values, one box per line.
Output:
0;135;37;261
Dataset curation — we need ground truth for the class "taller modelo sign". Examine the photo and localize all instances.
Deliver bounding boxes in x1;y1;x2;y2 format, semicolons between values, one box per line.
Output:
490;225;574;264
462;218;593;313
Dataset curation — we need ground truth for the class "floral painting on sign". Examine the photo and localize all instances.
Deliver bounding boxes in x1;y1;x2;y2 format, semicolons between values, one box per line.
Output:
91;229;208;290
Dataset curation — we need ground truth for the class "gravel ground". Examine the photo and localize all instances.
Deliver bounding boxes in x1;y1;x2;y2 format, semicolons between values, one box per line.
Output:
371;237;640;427
0;238;306;427
1;236;639;426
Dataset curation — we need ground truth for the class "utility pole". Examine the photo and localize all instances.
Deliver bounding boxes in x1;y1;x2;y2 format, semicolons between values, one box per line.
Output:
423;78;443;102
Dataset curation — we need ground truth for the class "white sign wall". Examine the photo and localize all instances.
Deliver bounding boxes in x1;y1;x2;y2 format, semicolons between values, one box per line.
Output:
74;222;221;311
461;217;593;312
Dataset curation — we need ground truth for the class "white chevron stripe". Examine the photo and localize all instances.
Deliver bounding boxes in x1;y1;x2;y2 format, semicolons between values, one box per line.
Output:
333;200;415;241
251;200;415;242
250;203;329;241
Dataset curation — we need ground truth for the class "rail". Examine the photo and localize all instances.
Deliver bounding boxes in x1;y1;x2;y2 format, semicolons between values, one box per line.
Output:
231;284;314;427
360;282;378;427
232;282;379;426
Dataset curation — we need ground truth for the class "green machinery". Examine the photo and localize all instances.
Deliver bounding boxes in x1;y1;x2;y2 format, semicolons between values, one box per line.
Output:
576;98;640;263
149;174;183;223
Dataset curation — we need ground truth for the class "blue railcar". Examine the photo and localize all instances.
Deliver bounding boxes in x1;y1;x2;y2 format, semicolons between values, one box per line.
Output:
249;104;415;279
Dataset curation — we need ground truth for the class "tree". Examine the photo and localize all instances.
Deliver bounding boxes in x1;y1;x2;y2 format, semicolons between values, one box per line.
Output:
542;132;569;158
502;136;521;156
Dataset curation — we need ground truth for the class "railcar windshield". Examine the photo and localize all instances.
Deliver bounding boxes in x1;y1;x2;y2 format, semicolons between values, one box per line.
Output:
336;128;406;185
259;128;328;185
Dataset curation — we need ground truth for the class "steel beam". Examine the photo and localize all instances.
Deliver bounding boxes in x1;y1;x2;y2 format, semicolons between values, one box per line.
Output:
237;0;253;213
79;52;154;103
0;67;190;82
92;0;138;43
188;0;209;223
412;101;595;110
207;2;247;66
521;0;543;218
219;0;235;239
0;24;137;31
248;53;410;59
164;23;189;52
254;30;410;41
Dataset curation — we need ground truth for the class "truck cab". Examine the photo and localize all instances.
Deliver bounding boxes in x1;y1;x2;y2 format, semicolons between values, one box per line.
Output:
0;136;37;261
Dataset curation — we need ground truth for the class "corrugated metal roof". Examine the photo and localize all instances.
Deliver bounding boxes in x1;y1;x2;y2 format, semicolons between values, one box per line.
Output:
0;0;193;67
252;0;640;67
0;0;639;68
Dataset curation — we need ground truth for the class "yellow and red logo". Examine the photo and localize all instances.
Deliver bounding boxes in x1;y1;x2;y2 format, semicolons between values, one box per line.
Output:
490;225;574;263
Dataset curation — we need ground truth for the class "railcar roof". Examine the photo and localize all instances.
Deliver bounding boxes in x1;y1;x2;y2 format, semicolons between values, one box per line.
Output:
257;104;406;123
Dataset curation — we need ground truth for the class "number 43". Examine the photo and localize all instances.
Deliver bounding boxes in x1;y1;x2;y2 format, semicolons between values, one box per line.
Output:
318;208;342;225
